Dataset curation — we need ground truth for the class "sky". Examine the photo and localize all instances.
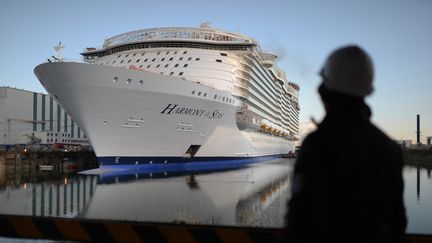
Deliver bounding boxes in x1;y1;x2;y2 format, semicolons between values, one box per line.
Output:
0;0;431;143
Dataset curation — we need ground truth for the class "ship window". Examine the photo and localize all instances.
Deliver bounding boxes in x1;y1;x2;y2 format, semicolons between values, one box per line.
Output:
117;54;122;58
147;65;151;68
179;72;184;76
133;53;136;57
204;93;207;97
156;64;161;68
144;58;148;62
166;51;170;55
152;58;156;62
174;51;178;54
175;64;179;67
160;72;164;75
164;64;169;68
214;94;217;99
198;92;201;96
169;72;174;76
120;60;124;63
141;53;145;56
138;80;144;85
192;91;195;94
169;57;173;61
126;78;131;84
136;59;140;62
183;64;188;67
222;97;225;102
161;58;165;61
195;58;200;61
179;57;183;61
112;60;116;64
113;77;118;83
127;59;132;63
220;53;227;56
125;54;129;57
216;59;222;63
187;57;192;61
157;52;160;55
183;51;187;54
139;65;143;68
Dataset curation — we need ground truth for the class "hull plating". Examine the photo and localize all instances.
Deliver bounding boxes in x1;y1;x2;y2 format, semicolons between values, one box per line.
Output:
34;62;293;168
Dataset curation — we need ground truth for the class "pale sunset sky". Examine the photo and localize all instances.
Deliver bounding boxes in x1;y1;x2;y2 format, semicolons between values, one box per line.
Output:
1;0;431;143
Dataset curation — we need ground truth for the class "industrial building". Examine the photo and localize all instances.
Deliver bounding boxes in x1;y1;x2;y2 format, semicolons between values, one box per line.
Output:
0;87;90;148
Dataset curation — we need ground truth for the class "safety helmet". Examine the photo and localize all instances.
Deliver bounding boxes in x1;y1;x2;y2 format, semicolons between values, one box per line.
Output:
320;45;374;97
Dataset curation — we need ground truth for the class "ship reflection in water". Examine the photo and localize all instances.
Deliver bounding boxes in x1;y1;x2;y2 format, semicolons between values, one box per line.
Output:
1;160;432;233
0;158;294;227
84;158;293;227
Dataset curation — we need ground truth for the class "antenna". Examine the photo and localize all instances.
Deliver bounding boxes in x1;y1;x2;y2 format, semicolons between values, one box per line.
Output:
53;41;65;61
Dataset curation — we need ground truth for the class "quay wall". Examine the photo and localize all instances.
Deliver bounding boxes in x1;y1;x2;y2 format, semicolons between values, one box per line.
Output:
0;150;98;171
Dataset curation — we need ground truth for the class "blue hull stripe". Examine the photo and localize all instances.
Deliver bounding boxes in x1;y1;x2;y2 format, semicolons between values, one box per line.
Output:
98;155;281;171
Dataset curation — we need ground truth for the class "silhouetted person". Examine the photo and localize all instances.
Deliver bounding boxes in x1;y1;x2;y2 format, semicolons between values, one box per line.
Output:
284;46;406;242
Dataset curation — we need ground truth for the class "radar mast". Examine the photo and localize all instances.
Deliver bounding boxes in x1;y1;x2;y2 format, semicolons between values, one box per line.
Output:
53;41;65;62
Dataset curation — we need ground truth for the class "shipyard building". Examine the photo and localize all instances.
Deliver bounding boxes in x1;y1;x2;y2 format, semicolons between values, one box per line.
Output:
0;87;90;148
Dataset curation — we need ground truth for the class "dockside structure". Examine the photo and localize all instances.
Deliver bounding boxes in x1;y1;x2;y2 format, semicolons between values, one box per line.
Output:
0;87;89;147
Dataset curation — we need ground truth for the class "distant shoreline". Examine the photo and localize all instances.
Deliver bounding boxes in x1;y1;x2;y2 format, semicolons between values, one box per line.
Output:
404;149;432;169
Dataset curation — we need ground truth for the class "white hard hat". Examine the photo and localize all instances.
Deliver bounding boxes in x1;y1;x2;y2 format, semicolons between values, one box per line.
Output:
320;45;374;97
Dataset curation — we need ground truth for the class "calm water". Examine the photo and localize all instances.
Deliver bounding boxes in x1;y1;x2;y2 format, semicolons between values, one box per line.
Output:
0;158;431;234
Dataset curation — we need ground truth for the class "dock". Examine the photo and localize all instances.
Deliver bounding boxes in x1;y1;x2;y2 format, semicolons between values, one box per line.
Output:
0;214;431;242
0;150;97;173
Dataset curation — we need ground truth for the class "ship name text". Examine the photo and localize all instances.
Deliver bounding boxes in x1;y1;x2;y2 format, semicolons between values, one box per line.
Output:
161;104;223;119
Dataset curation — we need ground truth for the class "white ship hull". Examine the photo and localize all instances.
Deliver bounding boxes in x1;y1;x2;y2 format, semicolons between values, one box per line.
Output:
35;62;293;167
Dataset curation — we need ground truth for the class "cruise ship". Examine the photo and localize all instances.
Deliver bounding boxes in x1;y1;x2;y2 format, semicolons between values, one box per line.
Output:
34;23;300;169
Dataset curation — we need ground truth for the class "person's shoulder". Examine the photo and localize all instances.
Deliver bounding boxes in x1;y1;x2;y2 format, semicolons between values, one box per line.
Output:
369;123;402;152
302;130;319;144
300;128;325;149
